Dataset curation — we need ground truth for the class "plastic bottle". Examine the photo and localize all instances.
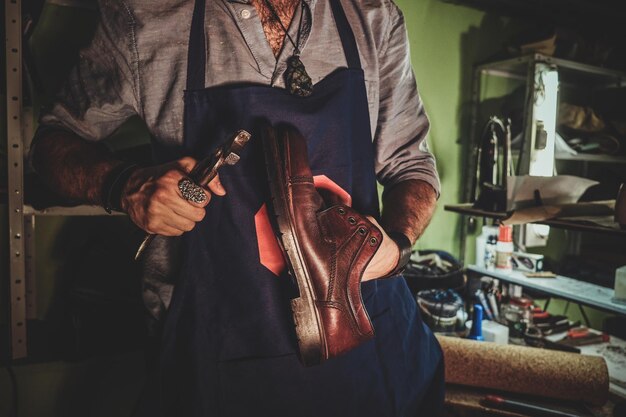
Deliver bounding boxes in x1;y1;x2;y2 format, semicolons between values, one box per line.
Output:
467;304;485;341
485;235;497;270
495;224;513;270
475;225;499;268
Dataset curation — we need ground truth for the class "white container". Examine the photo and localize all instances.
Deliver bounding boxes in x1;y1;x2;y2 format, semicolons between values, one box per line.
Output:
476;225;499;269
495;240;514;270
465;320;509;344
496;225;514;271
512;251;544;272
483;320;509;344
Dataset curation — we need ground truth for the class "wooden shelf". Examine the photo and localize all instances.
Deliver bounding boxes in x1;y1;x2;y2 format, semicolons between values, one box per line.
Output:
467;265;626;315
444;203;626;237
445;203;509;220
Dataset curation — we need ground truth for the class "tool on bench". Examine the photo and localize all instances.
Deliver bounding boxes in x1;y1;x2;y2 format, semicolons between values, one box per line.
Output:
483;395;582;417
134;130;252;260
558;327;610;347
535;316;577;335
524;326;581;353
475;289;494;320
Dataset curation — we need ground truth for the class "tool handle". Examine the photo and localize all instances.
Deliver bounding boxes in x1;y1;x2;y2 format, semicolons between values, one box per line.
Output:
189;152;222;185
134;158;217;261
134;129;251;260
484;395;581;417
135;233;155;261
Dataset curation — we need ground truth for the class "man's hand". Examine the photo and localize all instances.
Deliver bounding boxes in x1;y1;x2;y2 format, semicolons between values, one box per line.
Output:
362;216;400;281
121;157;226;236
361;179;438;281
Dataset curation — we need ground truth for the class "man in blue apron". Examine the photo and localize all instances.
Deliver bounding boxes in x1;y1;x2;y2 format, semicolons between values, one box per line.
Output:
31;0;444;415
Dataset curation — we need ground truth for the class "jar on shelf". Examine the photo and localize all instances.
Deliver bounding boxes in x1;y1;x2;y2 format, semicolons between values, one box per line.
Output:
500;296;533;341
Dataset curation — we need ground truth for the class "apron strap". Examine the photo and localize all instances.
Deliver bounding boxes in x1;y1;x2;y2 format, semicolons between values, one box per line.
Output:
185;0;362;90
329;0;362;70
186;0;207;91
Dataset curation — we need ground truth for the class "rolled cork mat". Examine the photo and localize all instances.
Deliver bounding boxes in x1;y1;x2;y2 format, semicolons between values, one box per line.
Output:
437;335;610;405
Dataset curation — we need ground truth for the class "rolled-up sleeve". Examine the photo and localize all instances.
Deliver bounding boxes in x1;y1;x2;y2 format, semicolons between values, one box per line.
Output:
36;1;140;142
373;2;440;197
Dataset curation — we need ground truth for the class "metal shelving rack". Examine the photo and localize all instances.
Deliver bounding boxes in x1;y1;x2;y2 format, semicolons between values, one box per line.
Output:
445;203;626;318
450;53;626;329
460;53;626;262
4;0;120;360
450;55;626;400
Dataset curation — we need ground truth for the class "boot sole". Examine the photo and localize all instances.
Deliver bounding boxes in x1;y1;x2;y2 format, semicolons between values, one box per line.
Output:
262;126;326;366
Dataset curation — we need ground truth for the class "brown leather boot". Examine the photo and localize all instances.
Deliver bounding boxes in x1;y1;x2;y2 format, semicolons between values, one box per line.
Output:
262;123;381;366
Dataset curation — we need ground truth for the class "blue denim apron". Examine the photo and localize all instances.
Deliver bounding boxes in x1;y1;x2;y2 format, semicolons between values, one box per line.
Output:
139;1;444;415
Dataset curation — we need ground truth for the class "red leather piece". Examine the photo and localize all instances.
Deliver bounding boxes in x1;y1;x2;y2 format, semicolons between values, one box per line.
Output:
255;203;287;276
313;175;352;207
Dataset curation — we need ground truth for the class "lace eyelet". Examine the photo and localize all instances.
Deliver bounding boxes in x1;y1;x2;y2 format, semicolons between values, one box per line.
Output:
369;237;378;246
348;217;357;225
358;227;367;235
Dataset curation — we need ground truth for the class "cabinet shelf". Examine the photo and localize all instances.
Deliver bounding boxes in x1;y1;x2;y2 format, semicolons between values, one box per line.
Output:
1;201;126;216
23;205;125;216
445;203;626;237
476;53;626;88
467;265;626;315
555;153;626;164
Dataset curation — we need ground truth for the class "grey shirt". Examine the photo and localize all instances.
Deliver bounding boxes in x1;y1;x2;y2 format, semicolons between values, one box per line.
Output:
39;0;439;193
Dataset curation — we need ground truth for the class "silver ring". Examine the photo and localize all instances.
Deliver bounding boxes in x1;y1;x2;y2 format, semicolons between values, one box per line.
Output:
178;178;207;203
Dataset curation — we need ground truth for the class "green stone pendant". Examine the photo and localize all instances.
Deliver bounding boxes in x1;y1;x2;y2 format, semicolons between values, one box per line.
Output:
285;55;313;97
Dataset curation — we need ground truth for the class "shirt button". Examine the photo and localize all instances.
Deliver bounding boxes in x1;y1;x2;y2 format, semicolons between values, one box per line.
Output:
240;9;251;19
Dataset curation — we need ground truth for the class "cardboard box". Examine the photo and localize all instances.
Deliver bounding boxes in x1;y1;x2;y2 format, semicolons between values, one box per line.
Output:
512;252;544;272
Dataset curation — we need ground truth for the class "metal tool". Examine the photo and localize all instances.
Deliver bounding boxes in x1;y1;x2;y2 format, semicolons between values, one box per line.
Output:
472;116;512;212
483;395;582;417
134;129;251;260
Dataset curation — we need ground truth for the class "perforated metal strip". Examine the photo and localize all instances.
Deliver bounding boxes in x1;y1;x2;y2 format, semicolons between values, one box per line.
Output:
5;0;28;359
25;215;37;320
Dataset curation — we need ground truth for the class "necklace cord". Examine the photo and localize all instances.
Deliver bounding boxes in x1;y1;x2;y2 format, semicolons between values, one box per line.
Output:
263;0;313;96
263;0;304;56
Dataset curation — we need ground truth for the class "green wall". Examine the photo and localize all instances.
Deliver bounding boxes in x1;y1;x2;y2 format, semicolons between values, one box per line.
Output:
396;0;523;258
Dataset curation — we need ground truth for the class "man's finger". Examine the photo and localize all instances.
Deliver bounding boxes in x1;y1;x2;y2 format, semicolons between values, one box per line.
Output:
206;173;226;196
365;215;381;228
176;156;197;173
161;208;197;232
170;198;208;221
157;224;185;237
177;178;211;207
